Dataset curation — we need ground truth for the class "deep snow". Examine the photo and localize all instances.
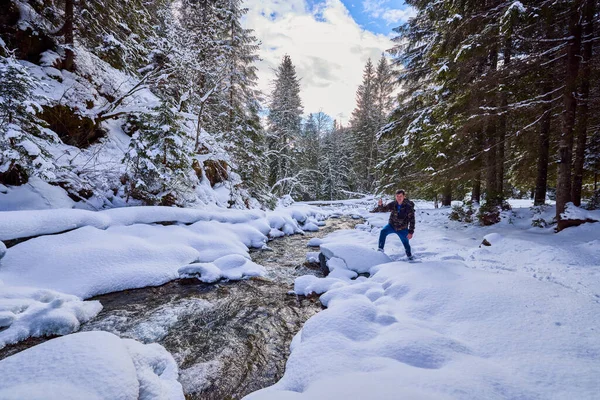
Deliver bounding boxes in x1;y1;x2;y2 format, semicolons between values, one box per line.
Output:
0;196;599;399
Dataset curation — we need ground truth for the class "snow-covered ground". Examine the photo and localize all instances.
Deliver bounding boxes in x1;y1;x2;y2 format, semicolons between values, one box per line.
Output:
1;196;599;399
248;199;600;400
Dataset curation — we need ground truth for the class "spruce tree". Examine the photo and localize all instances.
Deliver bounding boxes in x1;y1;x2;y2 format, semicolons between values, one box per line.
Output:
350;59;380;192
267;55;303;197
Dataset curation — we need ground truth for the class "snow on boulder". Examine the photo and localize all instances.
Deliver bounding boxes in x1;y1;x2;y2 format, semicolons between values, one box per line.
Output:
269;228;285;238
0;241;5;260
326;257;358;280
267;212;301;235
320;243;391;274
0;284;102;349
481;232;503;247
305;252;320;263
302;222;319;232
294;275;349;296
179;254;265;283
0;331;184;400
307;238;323;247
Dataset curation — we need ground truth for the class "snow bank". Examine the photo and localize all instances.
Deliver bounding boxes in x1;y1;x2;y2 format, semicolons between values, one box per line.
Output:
249;260;600;400
562;202;600;221
0;284;102;349
0;331;183;400
0;177;75;212
0;203;327;300
0;205;265;241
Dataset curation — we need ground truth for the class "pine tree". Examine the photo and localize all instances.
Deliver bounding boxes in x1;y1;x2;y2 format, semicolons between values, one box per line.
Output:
350;59;380;192
320;122;353;200
267;55;303;197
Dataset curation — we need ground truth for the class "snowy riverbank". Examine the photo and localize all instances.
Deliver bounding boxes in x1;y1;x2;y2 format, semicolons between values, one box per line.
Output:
248;200;600;400
0;201;328;349
1;198;599;399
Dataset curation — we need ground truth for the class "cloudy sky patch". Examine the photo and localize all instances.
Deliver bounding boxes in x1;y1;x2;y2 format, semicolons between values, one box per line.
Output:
242;0;413;124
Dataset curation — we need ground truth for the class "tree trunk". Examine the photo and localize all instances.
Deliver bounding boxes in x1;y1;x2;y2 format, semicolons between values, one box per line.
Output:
472;173;481;203
63;0;75;71
485;47;499;206
485;118;498;205
496;38;511;203
571;0;594;206
556;0;583;221
442;182;452;206
534;12;555;207
534;107;552;206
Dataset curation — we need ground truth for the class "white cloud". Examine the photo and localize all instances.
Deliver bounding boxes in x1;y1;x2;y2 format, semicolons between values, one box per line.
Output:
242;0;394;125
362;0;416;24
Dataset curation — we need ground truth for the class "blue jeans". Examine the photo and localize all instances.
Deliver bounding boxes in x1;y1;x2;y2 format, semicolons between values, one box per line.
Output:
378;224;412;256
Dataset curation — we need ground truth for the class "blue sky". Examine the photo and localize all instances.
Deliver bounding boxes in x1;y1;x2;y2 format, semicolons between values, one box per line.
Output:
341;0;413;34
309;0;414;35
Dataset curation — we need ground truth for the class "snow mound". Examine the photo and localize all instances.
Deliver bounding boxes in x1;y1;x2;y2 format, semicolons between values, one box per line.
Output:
482;232;504;246
307;238;323;247
178;254;265;283
0;284;102;349
320;243;391;274
0;331;184;400
562;202;600;221
305;252;320;263
302;222;319;232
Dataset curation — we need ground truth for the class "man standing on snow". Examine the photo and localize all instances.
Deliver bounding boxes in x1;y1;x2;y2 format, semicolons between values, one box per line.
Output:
372;189;416;260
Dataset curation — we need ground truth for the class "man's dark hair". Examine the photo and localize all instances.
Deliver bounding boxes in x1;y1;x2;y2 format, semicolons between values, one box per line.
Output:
395;189;406;195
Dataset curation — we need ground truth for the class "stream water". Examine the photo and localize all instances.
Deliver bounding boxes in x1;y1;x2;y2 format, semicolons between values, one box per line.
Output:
0;216;358;399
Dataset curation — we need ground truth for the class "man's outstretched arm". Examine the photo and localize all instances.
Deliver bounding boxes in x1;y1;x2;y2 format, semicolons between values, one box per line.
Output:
371;200;394;213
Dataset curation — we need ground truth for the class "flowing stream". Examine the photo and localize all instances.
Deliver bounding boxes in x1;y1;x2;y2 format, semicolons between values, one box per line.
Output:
1;216;359;399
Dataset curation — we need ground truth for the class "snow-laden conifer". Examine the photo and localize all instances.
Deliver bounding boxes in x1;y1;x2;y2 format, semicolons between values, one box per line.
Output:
267;55;303;197
0;56;57;184
122;103;196;205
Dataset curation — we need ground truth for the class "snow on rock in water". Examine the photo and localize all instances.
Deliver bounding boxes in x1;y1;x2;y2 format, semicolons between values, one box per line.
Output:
178;254;265;283
307;238;323;247
320;243;391;274
0;331;184;400
302;222;319;232
0;284;102;349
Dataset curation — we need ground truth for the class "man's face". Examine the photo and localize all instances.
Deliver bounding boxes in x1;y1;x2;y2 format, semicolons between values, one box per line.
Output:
395;193;405;203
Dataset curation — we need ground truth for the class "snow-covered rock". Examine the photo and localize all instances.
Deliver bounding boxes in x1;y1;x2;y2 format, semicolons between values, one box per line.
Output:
0;284;102;349
320;243;391;274
0;331;184;400
178;254;265;283
0;240;6;260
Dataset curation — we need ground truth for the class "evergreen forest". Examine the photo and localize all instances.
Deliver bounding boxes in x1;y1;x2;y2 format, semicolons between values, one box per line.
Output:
1;0;599;228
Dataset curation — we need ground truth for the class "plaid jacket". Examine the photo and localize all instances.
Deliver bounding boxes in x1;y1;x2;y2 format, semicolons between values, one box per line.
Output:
372;199;416;234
